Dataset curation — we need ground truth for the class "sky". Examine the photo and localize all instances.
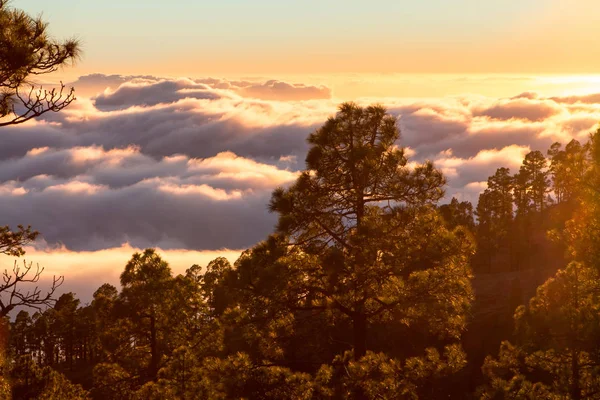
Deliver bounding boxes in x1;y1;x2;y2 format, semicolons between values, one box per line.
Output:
16;0;600;77
4;1;600;303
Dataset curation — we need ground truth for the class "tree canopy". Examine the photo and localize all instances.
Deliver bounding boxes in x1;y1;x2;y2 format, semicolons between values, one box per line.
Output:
0;0;80;126
3;101;600;399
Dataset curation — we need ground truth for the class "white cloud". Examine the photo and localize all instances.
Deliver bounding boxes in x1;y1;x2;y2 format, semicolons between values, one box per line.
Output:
2;73;599;256
9;244;242;304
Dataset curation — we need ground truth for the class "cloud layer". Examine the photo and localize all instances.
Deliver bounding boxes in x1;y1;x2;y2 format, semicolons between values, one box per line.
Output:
21;244;242;304
2;74;600;256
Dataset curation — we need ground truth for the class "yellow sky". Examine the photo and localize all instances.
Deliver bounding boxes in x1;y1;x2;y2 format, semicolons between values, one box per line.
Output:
19;0;600;78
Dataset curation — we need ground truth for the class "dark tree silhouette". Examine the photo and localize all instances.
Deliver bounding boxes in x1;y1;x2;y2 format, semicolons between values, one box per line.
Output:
268;103;473;398
0;225;62;317
0;260;63;318
0;0;80;127
0;0;77;319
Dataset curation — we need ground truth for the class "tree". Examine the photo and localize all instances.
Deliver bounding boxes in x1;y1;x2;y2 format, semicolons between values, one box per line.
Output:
553;130;600;270
0;0;77;317
0;0;80;127
267;103;473;397
11;310;32;357
475;189;497;271
119;249;174;383
0;225;63;318
487;167;514;223
474;168;514;271
314;345;467;399
92;362;136;400
548;140;588;205
11;355;90;399
439;197;475;232
196;257;234;318
0;225;38;257
514;151;551;214
52;293;80;370
479;262;600;399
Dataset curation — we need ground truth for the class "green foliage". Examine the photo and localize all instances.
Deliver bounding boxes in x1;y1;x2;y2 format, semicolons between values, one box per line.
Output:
6;104;600;399
514;151;551;214
119;249;175;382
479;262;600;399
478;341;558;399
547;140;588;204
199;352;314;400
0;330;11;400
11;355;89;399
234;103;475;399
268;103;472;357
555;129;600;269
439;197;476;232
475;172;511;272
315;344;467;399
0;225;37;257
0;0;80;126
91;363;136;400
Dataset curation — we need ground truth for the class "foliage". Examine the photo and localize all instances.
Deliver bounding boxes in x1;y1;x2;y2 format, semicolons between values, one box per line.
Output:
314;344;467;399
0;0;80;126
4;106;600;399
11;355;89;399
479;262;600;399
268;103;473;363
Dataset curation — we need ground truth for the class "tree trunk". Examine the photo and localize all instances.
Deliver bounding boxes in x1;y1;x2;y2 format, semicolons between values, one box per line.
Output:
149;314;159;381
353;312;367;361
353;311;368;400
571;348;581;400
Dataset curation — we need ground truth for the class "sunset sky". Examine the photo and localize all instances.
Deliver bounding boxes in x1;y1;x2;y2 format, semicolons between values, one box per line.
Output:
18;0;600;76
4;1;600;301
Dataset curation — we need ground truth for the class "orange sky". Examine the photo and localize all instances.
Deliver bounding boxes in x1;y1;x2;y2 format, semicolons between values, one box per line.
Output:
18;0;600;77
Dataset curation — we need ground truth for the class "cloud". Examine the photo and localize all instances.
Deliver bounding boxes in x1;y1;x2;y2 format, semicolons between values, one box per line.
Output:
0;146;298;251
67;74;332;102
93;79;224;111
551;93;600;104
2;74;600;258
472;98;562;122
7;244;242;304
67;74;160;97
235;80;331;101
433;145;531;203
4;74;600;302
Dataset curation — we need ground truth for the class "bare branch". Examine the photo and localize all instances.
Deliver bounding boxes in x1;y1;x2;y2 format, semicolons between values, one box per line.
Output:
0;259;64;317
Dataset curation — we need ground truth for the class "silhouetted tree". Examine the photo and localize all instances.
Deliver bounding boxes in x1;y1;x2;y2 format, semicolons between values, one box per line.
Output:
548;139;588;205
439;197;475;232
0;0;80;126
479;262;600;399
267;103;473;398
514;151;551;214
11;354;90;399
0;225;63;317
119;249;173;383
475;168;515;271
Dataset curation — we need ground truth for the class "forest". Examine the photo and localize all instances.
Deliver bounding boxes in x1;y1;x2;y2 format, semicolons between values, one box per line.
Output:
2;107;599;400
3;1;600;399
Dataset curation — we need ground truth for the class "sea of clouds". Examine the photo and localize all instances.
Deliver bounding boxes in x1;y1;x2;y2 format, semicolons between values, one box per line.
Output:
1;74;598;300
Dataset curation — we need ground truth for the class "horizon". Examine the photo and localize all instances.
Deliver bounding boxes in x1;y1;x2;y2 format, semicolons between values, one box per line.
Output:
3;2;600;398
4;0;600;302
8;69;600;303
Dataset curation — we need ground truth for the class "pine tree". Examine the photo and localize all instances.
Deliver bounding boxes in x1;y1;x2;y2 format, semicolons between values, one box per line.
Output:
0;0;80;126
266;103;473;398
516;151;551;214
479;262;600;399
